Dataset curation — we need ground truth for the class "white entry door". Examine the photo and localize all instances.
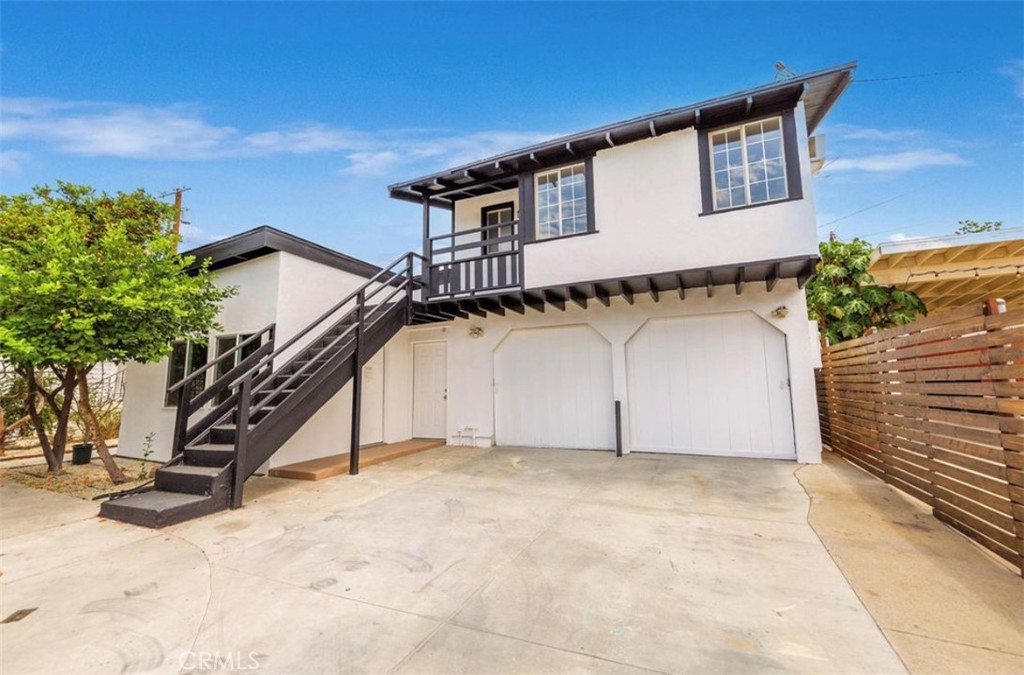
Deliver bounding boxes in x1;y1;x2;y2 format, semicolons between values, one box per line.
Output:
413;342;446;439
626;312;796;459
494;325;615;450
359;351;385;446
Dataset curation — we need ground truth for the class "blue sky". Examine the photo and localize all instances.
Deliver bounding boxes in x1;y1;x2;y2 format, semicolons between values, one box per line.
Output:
2;2;1022;263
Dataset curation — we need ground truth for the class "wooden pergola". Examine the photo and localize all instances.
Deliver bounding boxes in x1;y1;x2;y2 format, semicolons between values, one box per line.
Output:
869;230;1024;312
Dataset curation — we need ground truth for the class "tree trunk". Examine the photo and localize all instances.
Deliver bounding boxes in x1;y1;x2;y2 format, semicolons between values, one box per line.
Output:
22;367;61;473
46;367;78;473
77;370;128;484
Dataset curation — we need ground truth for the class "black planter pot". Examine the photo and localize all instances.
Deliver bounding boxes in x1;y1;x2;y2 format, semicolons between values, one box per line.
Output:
71;443;94;465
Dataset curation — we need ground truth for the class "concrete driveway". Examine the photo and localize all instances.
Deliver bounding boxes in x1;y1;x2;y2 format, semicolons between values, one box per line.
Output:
1;446;905;674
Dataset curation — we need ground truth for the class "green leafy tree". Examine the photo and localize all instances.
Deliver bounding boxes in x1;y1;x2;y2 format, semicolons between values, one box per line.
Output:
955;219;1002;235
807;236;927;344
0;182;234;482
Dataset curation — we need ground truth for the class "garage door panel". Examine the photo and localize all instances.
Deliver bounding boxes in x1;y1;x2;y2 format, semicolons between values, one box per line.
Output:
627;313;796;459
495;326;615;450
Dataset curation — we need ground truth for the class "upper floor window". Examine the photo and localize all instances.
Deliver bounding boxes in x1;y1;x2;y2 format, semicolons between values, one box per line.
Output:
710;117;787;211
536;163;588;239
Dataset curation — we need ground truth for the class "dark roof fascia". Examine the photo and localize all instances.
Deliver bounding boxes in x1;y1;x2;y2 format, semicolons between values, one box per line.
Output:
183;226;382;279
388;62;856;204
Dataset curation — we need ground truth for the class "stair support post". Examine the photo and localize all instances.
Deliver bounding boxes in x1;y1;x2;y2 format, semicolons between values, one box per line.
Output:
350;290;365;476
405;252;415;323
172;386;189;458
231;375;252;509
421;196;431;298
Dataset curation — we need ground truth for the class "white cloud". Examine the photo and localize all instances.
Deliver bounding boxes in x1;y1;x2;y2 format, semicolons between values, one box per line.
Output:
826;149;969;173
828;124;925;142
341;150;402;176
0;96;559;176
888;233;909;242
179;222;230;249
0;149;29;176
998;60;1024;99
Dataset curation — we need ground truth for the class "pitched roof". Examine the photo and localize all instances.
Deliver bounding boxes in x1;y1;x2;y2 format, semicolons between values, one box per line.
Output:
389;62;856;205
183;225;381;279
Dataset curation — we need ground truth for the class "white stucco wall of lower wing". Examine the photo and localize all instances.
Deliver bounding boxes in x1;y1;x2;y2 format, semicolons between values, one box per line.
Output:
435;282;822;463
271;251;375;364
117;254;282;462
522;103;819;289
261;251;392;467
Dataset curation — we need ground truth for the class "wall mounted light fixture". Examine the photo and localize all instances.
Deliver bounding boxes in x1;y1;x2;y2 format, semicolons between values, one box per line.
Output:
771;306;789;318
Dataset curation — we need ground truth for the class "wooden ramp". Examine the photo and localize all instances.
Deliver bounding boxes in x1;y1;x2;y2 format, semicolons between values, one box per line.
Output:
268;439;445;481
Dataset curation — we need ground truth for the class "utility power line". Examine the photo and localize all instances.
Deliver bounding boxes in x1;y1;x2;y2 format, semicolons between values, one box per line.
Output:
817;182;936;230
856;67;990;83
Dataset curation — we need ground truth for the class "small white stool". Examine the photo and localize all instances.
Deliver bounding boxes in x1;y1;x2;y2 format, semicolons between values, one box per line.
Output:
455;427;478;447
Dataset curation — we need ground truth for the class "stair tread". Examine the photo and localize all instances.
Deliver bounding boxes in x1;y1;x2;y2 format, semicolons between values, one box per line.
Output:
103;299;406;528
187;443;235;452
102;490;211;512
160;465;224;477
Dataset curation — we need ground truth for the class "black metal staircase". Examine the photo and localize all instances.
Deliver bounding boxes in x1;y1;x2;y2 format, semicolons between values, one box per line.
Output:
101;252;447;528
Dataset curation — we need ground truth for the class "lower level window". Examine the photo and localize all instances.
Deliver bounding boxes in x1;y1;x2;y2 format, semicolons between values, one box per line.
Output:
214;334;260;404
536;163;588;239
711;116;787;210
165;341;209;406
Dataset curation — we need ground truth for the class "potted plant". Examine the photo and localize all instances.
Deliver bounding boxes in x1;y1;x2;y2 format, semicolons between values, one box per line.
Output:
71;442;93;465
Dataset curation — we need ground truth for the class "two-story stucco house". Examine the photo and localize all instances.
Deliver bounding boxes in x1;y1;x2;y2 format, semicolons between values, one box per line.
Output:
105;62;855;527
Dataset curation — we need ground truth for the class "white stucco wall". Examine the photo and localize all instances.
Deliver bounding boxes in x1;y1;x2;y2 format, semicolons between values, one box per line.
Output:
118;254;281;462
265;252;382;468
402;283;822;463
117;251;389;467
453;191;520;234
519;104;816;288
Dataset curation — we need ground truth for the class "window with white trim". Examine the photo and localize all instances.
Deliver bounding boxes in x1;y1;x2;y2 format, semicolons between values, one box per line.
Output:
710;117;787;210
535;163;588;239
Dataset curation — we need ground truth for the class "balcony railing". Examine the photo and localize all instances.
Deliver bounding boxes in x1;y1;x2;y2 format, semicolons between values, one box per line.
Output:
425;220;520;299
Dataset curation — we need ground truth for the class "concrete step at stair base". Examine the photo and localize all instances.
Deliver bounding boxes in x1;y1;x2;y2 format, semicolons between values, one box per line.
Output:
99;490;228;528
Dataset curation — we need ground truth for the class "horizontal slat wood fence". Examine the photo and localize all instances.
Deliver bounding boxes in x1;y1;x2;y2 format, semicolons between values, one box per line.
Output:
817;300;1024;574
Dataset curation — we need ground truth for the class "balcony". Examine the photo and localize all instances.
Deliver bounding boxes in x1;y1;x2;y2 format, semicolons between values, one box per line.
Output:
424;220;521;299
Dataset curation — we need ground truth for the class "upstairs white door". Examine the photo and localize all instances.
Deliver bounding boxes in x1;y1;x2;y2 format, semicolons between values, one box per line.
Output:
413;342;446;439
626;312;796;459
359;351;385;446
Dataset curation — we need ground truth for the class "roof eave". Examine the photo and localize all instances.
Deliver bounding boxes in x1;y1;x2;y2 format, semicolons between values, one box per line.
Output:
388;61;857;203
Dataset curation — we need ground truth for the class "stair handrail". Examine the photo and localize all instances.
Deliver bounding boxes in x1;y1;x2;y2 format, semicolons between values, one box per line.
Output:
228;251;425;387
242;256;420;418
168;324;276;458
228;251;422;507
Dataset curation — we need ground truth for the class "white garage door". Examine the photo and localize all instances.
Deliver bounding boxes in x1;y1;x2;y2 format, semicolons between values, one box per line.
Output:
627;312;796;459
494;325;615;450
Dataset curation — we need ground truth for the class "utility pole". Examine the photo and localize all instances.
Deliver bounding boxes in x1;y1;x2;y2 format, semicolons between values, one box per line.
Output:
159;186;191;251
